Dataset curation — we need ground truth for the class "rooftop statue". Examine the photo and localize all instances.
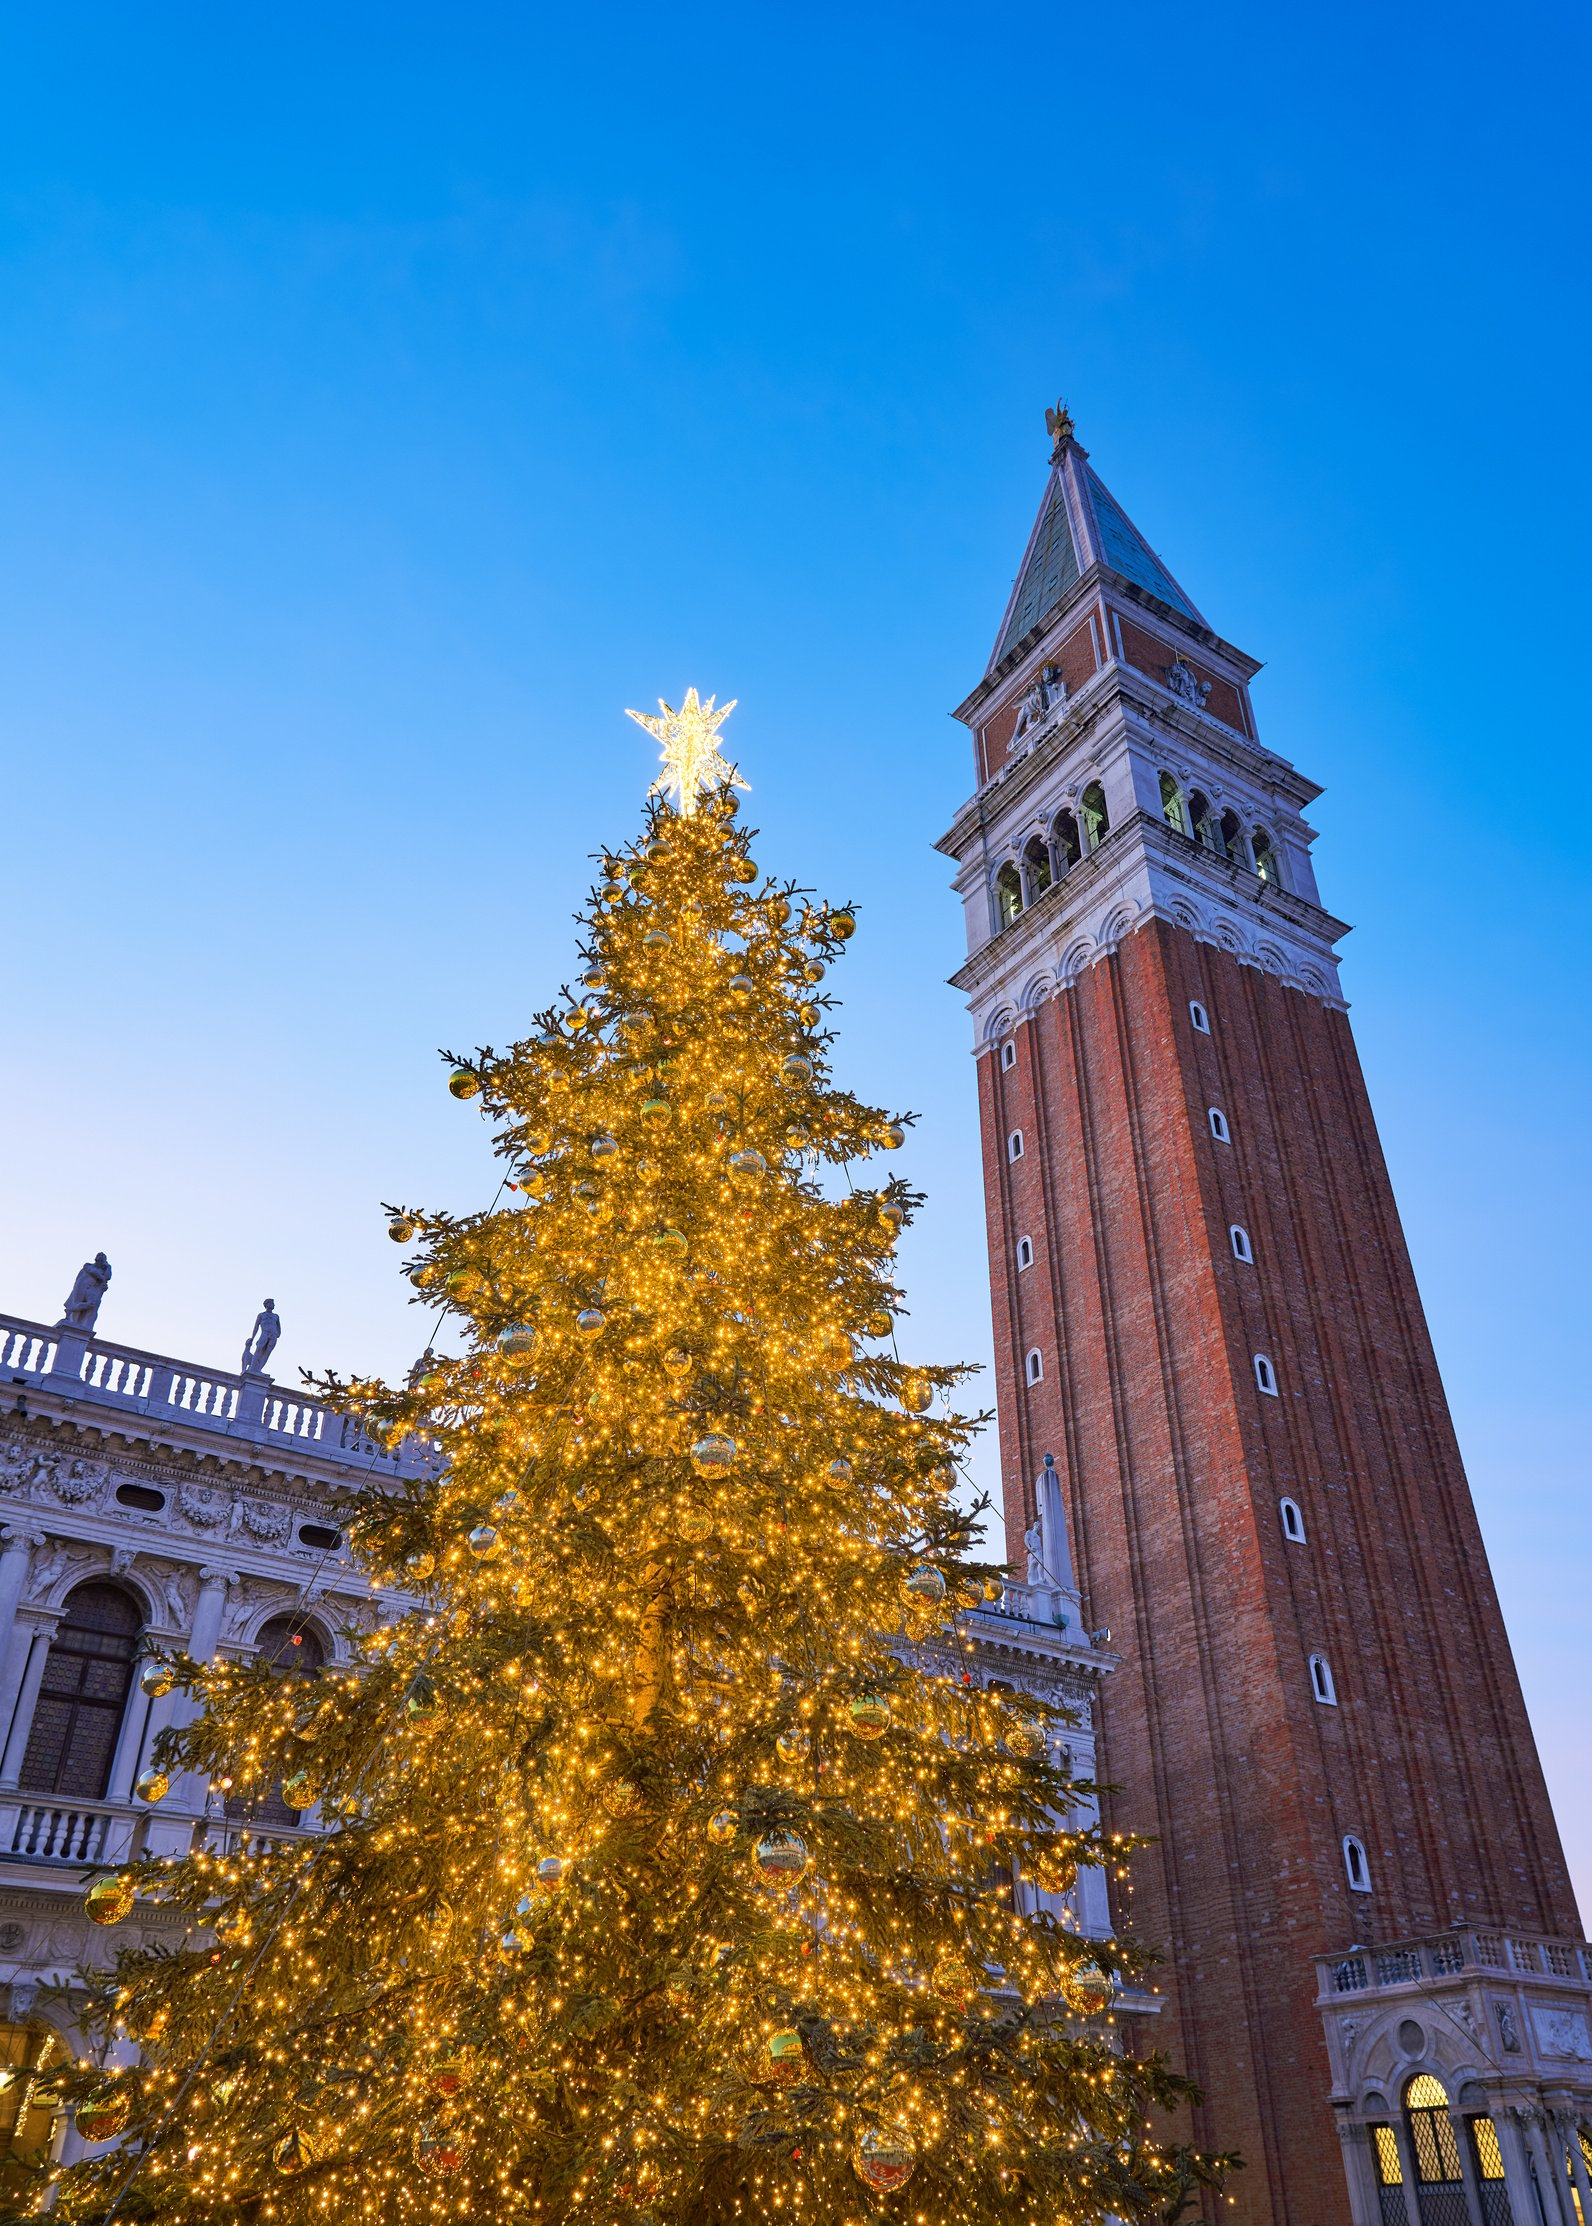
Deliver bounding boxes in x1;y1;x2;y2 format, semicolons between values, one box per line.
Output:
57;1253;111;1335
241;1299;282;1379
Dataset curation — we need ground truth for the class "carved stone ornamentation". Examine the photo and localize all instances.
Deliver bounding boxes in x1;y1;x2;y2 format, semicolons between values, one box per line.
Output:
23;1540;102;1606
1494;2000;1522;2052
239;1499;290;1544
41;1456;106;1506
1165;656;1212;710
0;1446;39;1494
177;1483;228;1529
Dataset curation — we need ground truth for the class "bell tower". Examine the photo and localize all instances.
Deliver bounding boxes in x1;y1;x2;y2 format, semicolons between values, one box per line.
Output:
937;411;1590;2226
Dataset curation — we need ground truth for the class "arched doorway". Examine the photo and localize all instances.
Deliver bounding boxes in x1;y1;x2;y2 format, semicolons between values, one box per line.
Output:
18;1581;141;1799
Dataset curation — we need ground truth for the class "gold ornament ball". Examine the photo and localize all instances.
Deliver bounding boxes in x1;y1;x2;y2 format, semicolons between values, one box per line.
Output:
603;1778;642;1819
785;1122;810;1147
415;2126;466;2177
428;2057;469;2099
750;1830;810;1888
878;1200;904;1235
690;1433;737;1480
404;1550;436;1582
644;927;672;951
468;1524;502;1561
576;1307;606;1338
829;908;857;940
827;1456;853;1485
139;1659;175;1699
781;1054;813;1086
931;1955;979;2012
728;973;755;1003
524;1128;551;1156
903;1564;947;1608
675;1503;713;1544
447;1067;480;1101
406;1673;439;1720
85;1873;135;1926
958;1575;986;1607
641;1097;672;1125
1064;1959;1114;2014
1035;1845;1079;1896
798;1001;820;1027
847;1695;891;1740
853;2127;914;2193
497;1323;537;1356
536;1854;568;1894
881;1121;906;1150
280;1772;319;1812
764;2028;804;2085
1007;1716;1046;1760
134;1768;169;1804
591;1133;619;1162
727;1148;766;1190
899;1372;934;1415
707;1809;738;1847
388;1214;415;1244
775;1726;809;1762
730;856;758;884
445;1267;481;1300
652;1227;687;1257
76;2088;131;2144
864;1310;893;1339
663;1346;693;1375
705;1087;730;1112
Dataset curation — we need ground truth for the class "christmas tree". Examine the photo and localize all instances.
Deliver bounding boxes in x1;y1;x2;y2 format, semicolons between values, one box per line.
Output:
47;696;1232;2226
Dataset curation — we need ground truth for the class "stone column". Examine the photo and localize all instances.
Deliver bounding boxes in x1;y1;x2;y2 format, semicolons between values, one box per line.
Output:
0;1529;44;1750
0;1621;57;1788
160;1568;234;1818
1494;2104;1543;2226
1451;2103;1489;2226
1563;2112;1592;2226
1335;2112;1387;2226
1521;2111;1571;2226
1392;2115;1428;2226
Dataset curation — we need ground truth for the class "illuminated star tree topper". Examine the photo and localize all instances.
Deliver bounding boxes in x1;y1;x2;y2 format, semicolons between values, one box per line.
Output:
626;686;748;816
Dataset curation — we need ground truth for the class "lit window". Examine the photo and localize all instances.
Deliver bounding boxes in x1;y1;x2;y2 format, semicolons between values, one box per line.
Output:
1208;1107;1230;1143
1008;1130;1024;1163
1189;999;1210;1033
1080;781;1110;851
1230;1224;1253;1263
1404;2076;1463;2188
1016;1236;1034;1271
1309;1653;1337;1704
1025;1348;1044;1386
1000;1039;1017;1071
1252;825;1284;889
995;863;1023;928
1254;1353;1279;1396
1371;2125;1403;2190
1280;1497;1306;1543
1343;1835;1371;1892
1159;773;1187;835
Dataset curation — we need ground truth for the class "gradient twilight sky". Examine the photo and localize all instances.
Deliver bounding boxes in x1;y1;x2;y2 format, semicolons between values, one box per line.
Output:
1;4;1587;1911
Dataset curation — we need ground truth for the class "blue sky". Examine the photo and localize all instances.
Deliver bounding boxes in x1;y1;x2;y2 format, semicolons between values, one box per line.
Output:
1;3;1588;1910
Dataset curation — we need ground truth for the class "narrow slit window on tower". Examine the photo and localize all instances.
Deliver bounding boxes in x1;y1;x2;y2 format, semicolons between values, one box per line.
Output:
1343;1835;1372;1892
1023;834;1053;902
1000;1038;1017;1071
1280;1496;1306;1543
1310;1653;1337;1704
1016;1236;1034;1271
1254;1352;1279;1396
1252;825;1283;889
1189;999;1210;1034
1208;1107;1230;1143
1080;781;1110;851
995;862;1023;928
1159;773;1187;835
1007;1129;1024;1163
1230;1223;1253;1262
1025;1348;1044;1386
1053;809;1082;875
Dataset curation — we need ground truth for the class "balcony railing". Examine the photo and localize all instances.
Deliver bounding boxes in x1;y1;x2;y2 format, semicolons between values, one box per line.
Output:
0;1794;141;1868
1323;1930;1592;1996
0;1312;430;1478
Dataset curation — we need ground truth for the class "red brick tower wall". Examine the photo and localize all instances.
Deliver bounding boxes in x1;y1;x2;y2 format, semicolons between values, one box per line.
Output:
979;916;1579;2226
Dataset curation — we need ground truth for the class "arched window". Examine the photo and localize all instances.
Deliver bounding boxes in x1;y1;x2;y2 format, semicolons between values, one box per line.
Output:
1230;1223;1253;1262
1208;1107;1230;1143
18;1581;141;1799
1188;790;1226;857
1343;1834;1371;1892
1370;2120;1405;2212
995;863;1023;928
1220;807;1243;858
1000;1039;1017;1071
1016;1236;1034;1271
1025;1348;1044;1386
1052;809;1082;876
1159;773;1187;835
1309;1653;1337;1704
1464;2110;1510;2224
1280;1497;1306;1542
1404;2076;1465;2208
233;1616;326;1830
1022;835;1053;902
1080;782;1109;851
1008;1130;1024;1163
1254;1352;1279;1396
1189;999;1210;1034
1252;826;1283;888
